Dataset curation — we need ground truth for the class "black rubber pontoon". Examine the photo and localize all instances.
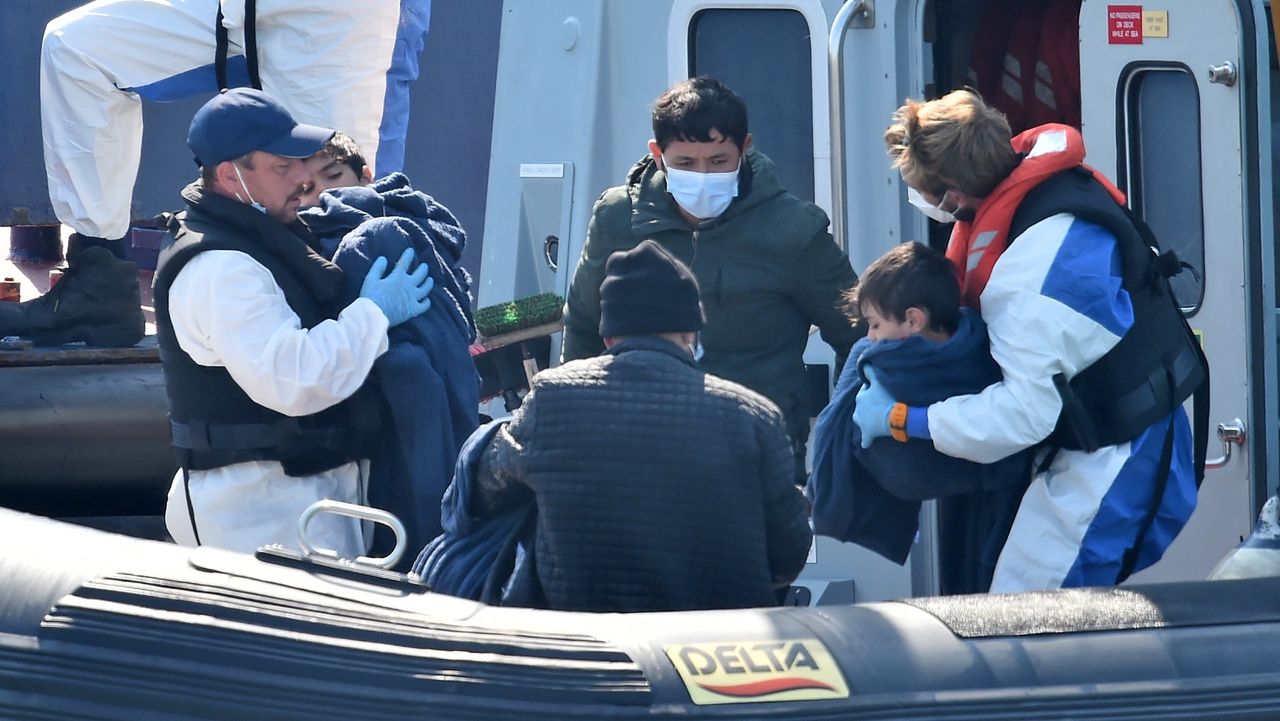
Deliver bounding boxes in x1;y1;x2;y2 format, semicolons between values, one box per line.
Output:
1;508;1278;719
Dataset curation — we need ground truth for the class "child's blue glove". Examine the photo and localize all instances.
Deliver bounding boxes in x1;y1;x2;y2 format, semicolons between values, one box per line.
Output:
852;366;896;449
360;248;434;327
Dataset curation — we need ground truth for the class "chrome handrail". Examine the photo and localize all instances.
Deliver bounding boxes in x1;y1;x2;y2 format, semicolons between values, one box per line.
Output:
298;499;407;569
828;0;874;252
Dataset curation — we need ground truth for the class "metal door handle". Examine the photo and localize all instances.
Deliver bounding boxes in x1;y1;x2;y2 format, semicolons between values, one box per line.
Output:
849;0;874;27
1207;62;1237;87
543;235;559;272
1204;418;1246;469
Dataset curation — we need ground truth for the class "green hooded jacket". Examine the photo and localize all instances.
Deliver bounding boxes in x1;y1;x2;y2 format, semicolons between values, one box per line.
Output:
562;149;859;439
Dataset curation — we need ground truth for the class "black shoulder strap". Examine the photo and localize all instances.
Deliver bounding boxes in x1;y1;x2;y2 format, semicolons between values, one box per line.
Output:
1117;411;1176;582
214;1;262;91
214;4;229;91
243;0;261;89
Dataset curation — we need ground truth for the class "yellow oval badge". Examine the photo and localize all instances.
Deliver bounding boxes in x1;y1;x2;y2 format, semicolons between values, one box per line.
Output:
664;639;850;705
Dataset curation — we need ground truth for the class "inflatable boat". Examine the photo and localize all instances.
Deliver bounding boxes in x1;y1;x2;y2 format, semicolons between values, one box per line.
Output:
2;507;1278;720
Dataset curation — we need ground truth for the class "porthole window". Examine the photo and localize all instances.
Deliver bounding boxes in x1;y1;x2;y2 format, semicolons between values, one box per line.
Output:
1124;66;1205;313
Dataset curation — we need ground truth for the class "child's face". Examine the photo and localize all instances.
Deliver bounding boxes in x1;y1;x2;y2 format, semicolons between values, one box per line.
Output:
300;153;368;206
862;303;920;342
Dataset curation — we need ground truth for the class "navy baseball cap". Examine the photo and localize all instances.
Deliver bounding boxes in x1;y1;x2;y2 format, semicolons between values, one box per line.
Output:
187;88;334;167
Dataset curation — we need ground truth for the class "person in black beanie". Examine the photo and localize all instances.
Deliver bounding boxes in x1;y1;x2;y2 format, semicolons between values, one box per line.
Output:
598;240;704;342
463;239;812;612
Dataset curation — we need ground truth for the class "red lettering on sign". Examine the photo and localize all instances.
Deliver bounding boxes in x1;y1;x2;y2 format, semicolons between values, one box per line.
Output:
697;677;836;698
1108;5;1143;44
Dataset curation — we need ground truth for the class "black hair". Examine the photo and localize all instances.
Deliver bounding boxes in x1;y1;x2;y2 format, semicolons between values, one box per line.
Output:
318;131;367;177
651;76;749;151
844;242;961;335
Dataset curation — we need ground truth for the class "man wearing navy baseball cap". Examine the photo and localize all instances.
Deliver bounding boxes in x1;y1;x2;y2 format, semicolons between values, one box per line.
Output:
154;88;436;558
186;87;336;223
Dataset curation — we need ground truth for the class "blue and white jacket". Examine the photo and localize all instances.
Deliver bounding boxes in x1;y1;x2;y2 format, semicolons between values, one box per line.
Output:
930;160;1197;591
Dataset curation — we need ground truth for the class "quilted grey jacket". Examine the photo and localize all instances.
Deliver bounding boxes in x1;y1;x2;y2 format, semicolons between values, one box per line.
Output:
475;336;812;612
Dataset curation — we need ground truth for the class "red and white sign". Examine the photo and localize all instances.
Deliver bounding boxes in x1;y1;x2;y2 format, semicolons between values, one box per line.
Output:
1108;5;1143;44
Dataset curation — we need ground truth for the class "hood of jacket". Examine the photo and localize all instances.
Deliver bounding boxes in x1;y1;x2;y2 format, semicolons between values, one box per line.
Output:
297;172;475;341
299;172;468;266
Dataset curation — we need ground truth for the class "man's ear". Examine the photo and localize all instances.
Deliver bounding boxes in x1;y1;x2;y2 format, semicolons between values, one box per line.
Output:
741;132;753;153
648;139;663;166
212;160;238;192
904;307;928;332
360;165;374;184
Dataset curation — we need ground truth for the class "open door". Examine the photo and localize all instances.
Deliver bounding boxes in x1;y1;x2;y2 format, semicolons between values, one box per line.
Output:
1078;1;1270;582
662;0;911;604
827;0;948;599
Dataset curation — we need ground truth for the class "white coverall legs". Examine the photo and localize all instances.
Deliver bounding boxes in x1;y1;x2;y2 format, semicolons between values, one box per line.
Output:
41;0;418;239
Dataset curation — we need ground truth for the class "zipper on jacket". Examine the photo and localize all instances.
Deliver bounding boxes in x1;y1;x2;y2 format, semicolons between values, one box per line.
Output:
689;227;725;311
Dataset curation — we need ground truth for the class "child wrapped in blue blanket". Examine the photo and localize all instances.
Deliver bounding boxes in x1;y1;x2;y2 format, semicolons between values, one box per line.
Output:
298;133;479;570
808;242;1030;594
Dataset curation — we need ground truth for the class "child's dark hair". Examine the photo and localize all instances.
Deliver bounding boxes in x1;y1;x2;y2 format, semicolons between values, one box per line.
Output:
651;76;749;151
843;242;961;334
319;131;367;177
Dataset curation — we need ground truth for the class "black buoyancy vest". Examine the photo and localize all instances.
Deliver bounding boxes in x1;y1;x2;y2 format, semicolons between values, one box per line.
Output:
153;196;381;477
1008;167;1209;483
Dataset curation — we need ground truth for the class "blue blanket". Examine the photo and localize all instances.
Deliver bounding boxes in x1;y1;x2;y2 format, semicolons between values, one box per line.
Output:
808;309;1029;580
302;173;475;340
412;420;540;605
300;174;480;569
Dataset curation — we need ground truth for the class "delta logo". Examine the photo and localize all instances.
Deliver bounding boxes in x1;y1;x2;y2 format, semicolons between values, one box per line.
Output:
664;639;850;705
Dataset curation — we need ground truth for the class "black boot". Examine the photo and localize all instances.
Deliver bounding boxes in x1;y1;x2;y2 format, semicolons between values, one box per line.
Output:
0;236;145;347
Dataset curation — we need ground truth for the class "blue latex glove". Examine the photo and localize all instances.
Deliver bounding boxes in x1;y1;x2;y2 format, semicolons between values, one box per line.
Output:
852;366;896;449
359;248;435;327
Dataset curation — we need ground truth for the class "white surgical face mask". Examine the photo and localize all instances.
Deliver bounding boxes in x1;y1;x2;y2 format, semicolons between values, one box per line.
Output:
232;164;268;214
664;159;740;221
907;186;957;224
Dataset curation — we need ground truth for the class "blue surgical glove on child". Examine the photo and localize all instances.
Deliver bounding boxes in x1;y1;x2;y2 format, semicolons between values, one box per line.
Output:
359;247;435;327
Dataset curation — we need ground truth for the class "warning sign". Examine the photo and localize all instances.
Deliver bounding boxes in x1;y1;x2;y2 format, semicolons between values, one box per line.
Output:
1108;5;1144;44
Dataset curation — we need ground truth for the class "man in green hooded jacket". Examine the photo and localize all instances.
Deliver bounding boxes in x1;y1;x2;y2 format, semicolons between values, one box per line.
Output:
562;76;859;480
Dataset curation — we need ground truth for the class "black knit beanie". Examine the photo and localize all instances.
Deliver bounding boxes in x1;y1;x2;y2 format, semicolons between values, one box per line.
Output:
599;240;704;337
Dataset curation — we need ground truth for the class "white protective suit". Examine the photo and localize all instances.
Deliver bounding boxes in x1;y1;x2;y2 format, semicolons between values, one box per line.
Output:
163;250;390;557
41;0;427;240
926;132;1196;592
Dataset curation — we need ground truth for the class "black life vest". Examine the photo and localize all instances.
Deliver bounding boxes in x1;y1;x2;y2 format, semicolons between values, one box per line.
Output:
1008;166;1210;484
153;186;381;477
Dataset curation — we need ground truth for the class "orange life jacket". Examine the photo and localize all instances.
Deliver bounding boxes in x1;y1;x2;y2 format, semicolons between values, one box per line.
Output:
945;124;1125;309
